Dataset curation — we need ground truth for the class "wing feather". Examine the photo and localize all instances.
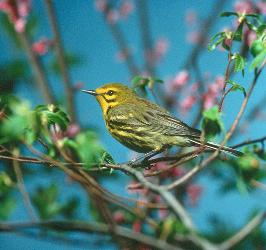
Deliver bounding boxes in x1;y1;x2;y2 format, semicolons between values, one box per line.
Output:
107;101;201;138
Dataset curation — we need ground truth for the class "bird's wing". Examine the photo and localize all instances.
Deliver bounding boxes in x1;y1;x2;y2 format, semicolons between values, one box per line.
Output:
108;102;201;138
148;108;201;138
107;103;150;128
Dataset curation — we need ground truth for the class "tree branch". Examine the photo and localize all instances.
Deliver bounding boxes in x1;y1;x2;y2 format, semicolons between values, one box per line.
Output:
12;151;37;221
0;220;180;250
19;32;55;103
217;212;266;250
45;0;77;122
232;135;266;148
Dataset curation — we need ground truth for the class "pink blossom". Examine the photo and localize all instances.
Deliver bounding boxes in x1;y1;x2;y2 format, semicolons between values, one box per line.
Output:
213;76;225;90
120;0;134;18
127;182;148;195
187;31;201;44
203;94;216;109
94;0;107;12
0;1;10;11
185;9;197;25
116;49;129;62
66;123;80;138
151;162;170;177
154;37;169;60
113;211;125;224
234;0;254;14
73;81;84;90
171;70;189;90
106;9;119;24
132;220;142;232
257;1;266;14
0;0;31;33
14;18;26;33
245;30;257;47
171;166;186;177
181;95;197;112
18;0;31;17
187;184;203;206
202;76;224;109
32;38;53;55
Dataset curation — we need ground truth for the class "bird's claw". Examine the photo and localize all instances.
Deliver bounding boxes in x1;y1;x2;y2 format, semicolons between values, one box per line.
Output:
128;158;150;168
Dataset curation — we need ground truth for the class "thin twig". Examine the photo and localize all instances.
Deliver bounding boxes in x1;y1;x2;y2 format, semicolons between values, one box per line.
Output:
104;163;218;250
182;0;228;70
232;135;266;148
12;151;37;221
217;212;266;250
164;60;266;189
19;32;55;103
0;220;180;250
101;4;140;76
45;0;76;122
136;0;154;76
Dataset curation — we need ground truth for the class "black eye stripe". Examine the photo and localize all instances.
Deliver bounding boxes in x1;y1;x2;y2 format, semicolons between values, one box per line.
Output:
102;95;116;103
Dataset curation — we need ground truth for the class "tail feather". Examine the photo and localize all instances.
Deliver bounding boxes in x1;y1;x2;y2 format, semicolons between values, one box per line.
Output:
188;139;243;157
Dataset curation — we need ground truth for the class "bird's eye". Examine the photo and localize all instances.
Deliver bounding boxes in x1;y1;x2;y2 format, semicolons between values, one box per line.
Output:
107;90;114;96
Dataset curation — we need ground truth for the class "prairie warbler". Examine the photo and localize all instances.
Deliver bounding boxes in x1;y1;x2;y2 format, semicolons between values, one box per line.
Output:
82;83;242;160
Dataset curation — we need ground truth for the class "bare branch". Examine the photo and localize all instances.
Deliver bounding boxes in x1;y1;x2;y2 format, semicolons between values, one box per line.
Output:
45;0;77;122
232;135;266;148
19;32;55;103
0;220;181;250
217;212;266;250
100;3;140;76
12;151;37;221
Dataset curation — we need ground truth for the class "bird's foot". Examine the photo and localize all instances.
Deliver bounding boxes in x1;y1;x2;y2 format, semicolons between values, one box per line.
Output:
128;158;150;168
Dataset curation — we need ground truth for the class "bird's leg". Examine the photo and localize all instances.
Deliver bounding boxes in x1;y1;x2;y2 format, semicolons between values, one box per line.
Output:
129;149;164;168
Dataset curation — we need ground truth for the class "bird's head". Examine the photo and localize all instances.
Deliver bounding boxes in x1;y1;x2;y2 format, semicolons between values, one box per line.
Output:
82;83;137;115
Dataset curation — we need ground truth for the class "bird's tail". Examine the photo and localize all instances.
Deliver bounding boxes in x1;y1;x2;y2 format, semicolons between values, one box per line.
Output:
188;139;243;157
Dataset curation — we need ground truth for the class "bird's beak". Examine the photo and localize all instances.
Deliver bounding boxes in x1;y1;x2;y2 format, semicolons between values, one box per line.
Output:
81;89;99;96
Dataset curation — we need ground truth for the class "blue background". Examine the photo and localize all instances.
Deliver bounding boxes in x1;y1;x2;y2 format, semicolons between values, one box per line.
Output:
0;0;266;249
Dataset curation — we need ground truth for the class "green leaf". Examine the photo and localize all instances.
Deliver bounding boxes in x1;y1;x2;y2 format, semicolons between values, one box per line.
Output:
0;100;38;144
131;76;149;87
100;151;115;165
152;78;164;84
233;22;244;41
226;80;246;97
237;154;260;170
61;197;79;219
253;145;266;161
0;172;15;220
35;104;70;131
250;38;265;57
0;196;16;220
231;53;245;74
202;106;224;140
0;60;29;82
220;12;239;17
73;131;115;168
208;32;226;51
250;48;266;70
257;24;266;36
236;175;249;194
0;172;13;195
245;13;260;18
32;184;61;219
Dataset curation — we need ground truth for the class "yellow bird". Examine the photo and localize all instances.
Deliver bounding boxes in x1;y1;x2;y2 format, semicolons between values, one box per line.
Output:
82;83;242;162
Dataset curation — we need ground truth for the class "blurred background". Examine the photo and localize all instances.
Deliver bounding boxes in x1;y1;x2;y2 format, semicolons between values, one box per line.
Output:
0;0;266;249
